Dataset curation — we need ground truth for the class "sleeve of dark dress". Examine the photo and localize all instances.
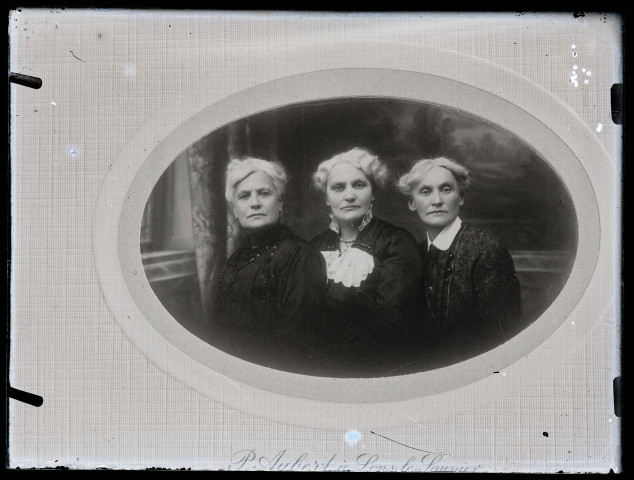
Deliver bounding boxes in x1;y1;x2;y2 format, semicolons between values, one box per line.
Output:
472;241;522;344
274;246;327;358
370;230;423;333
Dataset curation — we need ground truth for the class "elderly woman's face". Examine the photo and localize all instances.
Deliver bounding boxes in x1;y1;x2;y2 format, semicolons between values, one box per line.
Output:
232;170;282;232
409;166;463;231
325;162;374;225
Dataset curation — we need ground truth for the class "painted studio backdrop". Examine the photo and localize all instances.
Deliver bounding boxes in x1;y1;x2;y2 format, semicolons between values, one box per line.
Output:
140;98;578;371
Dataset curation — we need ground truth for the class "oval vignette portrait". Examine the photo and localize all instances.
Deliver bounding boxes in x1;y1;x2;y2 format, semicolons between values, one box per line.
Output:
140;98;577;379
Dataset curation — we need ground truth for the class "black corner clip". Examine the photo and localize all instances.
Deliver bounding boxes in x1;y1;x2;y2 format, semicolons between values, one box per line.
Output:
611;83;623;125
613;376;622;418
8;72;43;89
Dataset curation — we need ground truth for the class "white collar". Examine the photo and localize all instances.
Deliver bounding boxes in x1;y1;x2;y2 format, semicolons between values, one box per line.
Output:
427;216;462;251
329;208;373;235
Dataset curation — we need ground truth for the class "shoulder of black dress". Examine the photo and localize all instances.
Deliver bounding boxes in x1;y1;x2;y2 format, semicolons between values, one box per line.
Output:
371;216;417;242
309;229;337;248
455;224;509;258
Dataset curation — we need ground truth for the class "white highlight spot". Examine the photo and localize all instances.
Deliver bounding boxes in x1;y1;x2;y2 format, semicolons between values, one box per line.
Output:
51;101;56;105
571;321;575;325
582;68;586;72
609;418;613;423
596;123;603;133
501;372;507;377
572;44;576;49
584;79;589;85
345;430;361;446
67;145;80;158
586;71;591;76
124;64;137;77
573;65;578;70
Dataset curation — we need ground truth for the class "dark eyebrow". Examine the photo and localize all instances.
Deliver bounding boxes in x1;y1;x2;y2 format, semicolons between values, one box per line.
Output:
419;182;454;190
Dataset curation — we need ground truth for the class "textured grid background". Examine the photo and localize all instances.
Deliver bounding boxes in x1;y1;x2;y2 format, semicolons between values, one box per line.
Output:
9;11;621;471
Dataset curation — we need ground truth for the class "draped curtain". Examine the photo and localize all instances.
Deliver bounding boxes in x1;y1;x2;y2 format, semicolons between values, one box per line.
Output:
186;118;283;320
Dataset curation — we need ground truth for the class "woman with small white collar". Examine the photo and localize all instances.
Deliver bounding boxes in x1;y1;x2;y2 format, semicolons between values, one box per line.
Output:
398;157;522;367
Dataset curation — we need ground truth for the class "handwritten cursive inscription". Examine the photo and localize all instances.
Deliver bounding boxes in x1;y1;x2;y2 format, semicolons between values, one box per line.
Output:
228;449;481;472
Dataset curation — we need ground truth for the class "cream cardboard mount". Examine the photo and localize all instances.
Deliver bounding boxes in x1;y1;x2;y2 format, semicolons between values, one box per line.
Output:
9;11;621;472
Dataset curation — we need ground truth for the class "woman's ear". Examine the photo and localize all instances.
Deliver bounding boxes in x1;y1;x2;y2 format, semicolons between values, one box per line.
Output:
459;195;464;207
408;198;416;212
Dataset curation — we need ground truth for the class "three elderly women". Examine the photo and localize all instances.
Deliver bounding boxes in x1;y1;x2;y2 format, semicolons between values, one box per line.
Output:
212;148;521;376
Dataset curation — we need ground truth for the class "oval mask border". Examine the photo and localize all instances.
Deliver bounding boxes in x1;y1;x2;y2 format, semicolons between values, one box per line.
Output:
95;67;601;426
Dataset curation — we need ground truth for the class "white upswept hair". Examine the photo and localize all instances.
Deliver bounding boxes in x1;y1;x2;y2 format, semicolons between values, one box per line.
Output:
312;147;389;195
397;157;471;197
225;157;289;204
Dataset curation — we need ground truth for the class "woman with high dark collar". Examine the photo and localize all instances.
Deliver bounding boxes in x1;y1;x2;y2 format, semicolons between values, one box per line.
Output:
213;157;326;374
398;157;522;367
309;148;422;377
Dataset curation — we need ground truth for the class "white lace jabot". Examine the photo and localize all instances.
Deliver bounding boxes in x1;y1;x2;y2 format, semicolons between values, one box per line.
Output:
328;208;373;235
321;208;375;287
320;248;375;288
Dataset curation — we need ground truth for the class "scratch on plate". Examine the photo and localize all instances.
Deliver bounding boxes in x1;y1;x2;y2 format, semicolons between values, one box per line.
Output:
69;50;86;63
371;430;451;456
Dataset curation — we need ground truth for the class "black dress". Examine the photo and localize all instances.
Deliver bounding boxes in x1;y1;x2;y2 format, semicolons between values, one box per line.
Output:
309;216;423;377
418;223;522;368
212;223;327;374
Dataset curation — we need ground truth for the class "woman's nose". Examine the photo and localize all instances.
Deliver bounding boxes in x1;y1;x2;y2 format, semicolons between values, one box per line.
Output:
249;193;262;207
344;187;356;200
431;190;442;204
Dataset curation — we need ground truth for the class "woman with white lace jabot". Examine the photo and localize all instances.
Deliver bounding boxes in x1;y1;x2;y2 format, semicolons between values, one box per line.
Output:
309;148;423;377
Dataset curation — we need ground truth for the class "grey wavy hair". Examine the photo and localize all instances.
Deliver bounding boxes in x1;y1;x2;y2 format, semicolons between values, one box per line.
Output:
397;157;471;197
312;147;389;194
225;157;289;204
